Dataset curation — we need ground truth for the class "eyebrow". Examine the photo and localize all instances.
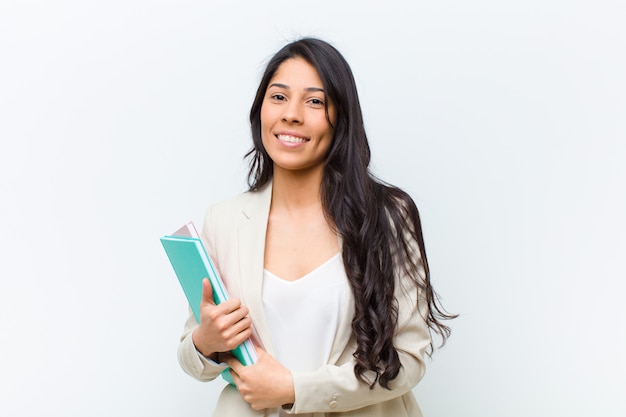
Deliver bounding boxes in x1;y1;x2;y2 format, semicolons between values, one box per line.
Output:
268;83;325;93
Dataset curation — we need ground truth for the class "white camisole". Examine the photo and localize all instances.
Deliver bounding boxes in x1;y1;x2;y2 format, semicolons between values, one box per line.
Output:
262;253;347;417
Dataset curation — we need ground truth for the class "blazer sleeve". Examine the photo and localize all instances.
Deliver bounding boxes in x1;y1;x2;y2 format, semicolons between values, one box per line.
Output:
287;266;432;414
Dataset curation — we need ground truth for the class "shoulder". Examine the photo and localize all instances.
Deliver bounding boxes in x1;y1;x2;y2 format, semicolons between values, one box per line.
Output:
200;183;271;257
204;182;272;228
371;181;420;232
208;190;253;217
374;183;426;279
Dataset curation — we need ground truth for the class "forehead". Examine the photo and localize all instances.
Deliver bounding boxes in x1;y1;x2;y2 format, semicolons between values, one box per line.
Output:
268;57;324;88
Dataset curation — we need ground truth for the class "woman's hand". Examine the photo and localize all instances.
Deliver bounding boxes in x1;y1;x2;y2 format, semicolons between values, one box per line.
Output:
225;347;295;411
191;278;253;359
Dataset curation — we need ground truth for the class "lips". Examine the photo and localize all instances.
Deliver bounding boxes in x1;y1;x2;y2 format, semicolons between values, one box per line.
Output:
276;134;308;143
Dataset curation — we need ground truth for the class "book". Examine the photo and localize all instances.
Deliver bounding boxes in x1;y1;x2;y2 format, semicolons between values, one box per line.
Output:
160;222;257;384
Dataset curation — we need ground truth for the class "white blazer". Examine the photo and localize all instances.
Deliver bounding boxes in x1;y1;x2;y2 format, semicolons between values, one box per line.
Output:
178;183;432;417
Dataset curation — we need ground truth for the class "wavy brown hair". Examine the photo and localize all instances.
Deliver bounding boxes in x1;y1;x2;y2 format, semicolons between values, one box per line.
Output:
246;38;456;389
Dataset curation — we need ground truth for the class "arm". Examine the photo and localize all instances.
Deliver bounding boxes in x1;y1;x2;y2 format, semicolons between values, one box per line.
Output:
287;279;431;414
284;212;433;414
224;271;431;413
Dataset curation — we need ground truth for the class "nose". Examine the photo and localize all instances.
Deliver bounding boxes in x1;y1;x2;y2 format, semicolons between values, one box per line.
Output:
282;100;303;124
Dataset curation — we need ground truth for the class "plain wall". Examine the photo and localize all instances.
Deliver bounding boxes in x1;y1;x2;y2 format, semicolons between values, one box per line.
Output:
1;1;624;416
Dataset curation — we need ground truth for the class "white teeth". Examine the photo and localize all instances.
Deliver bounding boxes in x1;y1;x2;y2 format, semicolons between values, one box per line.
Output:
277;134;307;143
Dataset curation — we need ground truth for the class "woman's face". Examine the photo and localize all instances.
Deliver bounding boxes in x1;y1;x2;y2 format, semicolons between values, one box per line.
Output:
260;57;336;176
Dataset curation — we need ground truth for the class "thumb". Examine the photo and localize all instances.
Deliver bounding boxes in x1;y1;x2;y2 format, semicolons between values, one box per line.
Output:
200;278;216;306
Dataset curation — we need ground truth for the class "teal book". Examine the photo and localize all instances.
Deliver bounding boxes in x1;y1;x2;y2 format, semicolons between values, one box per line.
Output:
160;222;257;384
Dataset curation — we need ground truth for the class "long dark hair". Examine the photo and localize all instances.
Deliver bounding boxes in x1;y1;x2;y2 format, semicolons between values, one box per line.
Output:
246;38;456;389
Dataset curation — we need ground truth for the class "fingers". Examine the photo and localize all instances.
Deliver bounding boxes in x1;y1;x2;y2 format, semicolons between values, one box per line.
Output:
206;298;249;326
214;315;253;351
193;280;252;356
224;314;253;340
200;278;247;317
224;354;244;373
193;309;251;357
223;348;295;410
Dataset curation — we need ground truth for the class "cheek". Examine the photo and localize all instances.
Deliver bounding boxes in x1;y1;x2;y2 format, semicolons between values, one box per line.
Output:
320;120;334;140
321;109;336;138
259;108;271;140
260;104;274;129
259;120;273;148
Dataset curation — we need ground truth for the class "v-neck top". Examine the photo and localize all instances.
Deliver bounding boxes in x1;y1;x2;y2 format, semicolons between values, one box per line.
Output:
263;253;347;417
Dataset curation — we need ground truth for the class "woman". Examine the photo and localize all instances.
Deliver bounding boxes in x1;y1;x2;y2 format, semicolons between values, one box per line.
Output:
178;38;455;417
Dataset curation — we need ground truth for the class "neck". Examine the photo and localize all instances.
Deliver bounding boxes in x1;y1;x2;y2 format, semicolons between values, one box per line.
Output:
270;165;324;213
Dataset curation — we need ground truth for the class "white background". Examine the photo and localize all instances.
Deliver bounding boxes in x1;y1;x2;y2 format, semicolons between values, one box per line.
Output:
1;1;625;416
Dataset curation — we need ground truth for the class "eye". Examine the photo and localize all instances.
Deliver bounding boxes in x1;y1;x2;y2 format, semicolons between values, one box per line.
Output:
270;93;286;101
308;98;325;106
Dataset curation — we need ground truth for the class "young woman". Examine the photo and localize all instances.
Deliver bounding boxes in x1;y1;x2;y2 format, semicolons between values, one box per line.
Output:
178;38;455;417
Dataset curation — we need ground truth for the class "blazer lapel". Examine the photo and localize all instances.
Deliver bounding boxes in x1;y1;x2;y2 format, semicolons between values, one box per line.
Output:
236;183;276;356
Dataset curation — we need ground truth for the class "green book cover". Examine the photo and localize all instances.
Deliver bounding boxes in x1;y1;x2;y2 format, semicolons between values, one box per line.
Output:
160;223;257;384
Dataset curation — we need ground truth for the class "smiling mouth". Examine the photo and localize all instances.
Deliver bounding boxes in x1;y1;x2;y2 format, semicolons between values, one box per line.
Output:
277;134;308;143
